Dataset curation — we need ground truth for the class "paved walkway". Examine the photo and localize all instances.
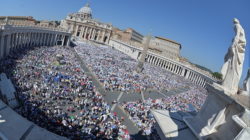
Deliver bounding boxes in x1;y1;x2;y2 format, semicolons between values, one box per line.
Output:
72;48;146;139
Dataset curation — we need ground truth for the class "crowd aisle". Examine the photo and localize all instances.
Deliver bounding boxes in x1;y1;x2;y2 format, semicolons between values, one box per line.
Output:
0;46;130;140
122;85;207;137
75;43;193;92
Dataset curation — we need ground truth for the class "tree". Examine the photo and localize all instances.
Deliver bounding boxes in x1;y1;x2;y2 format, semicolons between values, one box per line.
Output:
212;72;223;80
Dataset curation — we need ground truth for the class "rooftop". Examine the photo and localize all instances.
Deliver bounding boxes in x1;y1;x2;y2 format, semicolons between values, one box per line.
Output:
155;36;181;47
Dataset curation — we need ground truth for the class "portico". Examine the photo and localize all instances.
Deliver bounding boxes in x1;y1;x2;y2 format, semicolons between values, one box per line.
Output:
0;24;71;59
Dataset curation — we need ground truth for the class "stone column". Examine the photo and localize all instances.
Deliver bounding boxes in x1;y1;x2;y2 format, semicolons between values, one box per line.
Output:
82;26;87;39
190;72;194;81
156;58;159;66
16;33;19;49
19;33;22;48
159;59;163;67
62;35;65;46
80;26;85;39
29;32;33;47
169;63;172;72
0;35;4;59
101;31;105;43
6;34;11;56
75;25;79;36
150;56;154;64
39;33;42;46
47;34;51;46
193;73;197;82
165;62;169;70
44;33;48;46
193;74;197;83
32;33;35;46
176;66;180;75
154;57;158;65
148;55;151;63
174;65;177;73
91;29;96;40
198;76;202;85
173;64;176;73
176;66;180;74
178;66;181;75
84;27;88;40
43;33;47;46
197;76;202;85
106;31;111;44
28;33;30;47
152;57;156;64
195;75;200;84
97;30;101;42
24;33;27;47
202;79;206;87
161;60;164;68
45;33;48;46
12;34;15;50
55;34;58;45
50;34;54;46
175;65;178;74
195;75;199;84
163;61;167;69
15;33;18;49
185;70;190;79
35;33;38;46
89;28;93;40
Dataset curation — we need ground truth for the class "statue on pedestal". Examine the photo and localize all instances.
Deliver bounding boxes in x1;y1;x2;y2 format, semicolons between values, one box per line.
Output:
221;18;247;94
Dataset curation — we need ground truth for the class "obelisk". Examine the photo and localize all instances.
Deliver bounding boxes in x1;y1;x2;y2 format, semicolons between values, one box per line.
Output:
136;34;151;73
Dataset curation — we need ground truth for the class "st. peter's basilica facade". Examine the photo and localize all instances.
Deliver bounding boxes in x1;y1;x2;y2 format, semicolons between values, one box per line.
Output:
60;3;112;44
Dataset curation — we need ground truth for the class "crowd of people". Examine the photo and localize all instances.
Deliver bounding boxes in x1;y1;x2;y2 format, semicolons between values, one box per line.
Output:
0;46;130;140
122;85;208;137
75;43;192;92
0;42;210;140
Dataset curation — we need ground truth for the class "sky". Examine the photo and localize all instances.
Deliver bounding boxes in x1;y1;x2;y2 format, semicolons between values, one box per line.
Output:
1;0;249;84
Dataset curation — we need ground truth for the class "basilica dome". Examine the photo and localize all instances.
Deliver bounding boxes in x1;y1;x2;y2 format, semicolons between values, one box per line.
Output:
79;3;92;14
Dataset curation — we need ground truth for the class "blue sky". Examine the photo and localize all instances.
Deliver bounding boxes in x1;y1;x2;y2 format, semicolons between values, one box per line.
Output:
1;0;249;84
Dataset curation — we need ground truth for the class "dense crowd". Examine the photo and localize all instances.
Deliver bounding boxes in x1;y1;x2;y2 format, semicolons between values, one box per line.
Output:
0;46;130;140
75;43;192;92
122;86;208;136
0;42;209;140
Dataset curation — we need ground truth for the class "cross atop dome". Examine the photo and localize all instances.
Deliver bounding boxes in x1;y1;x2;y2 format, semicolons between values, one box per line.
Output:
85;2;90;7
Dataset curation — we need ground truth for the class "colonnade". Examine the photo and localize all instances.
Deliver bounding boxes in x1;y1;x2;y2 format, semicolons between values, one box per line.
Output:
145;54;209;87
0;24;71;59
110;39;217;88
74;25;111;44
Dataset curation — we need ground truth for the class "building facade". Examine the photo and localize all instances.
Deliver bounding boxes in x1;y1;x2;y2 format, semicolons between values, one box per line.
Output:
0;16;36;26
60;3;112;44
111;27;144;44
38;20;59;28
148;36;181;61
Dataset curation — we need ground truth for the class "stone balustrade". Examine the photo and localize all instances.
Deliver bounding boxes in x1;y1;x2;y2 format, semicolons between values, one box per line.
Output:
0;24;71;59
109;39;219;88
